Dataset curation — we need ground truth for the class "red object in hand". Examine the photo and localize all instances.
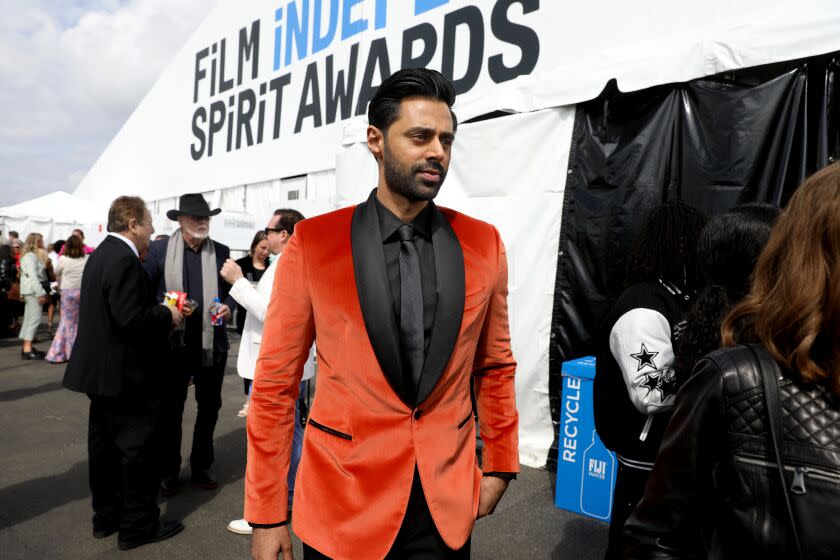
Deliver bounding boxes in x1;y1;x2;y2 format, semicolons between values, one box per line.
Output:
164;291;187;311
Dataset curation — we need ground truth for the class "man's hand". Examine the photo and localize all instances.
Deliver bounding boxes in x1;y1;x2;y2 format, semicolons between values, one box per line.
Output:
37;295;47;306
252;525;293;560
220;259;244;284
477;475;510;519
167;306;183;329
217;303;231;321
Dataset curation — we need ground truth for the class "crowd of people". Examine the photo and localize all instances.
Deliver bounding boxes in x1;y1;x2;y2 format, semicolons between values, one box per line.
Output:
595;170;840;559
3;68;839;559
0;227;90;362
46;191;319;552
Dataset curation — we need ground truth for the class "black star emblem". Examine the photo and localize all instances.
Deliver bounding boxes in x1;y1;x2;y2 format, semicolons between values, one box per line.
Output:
630;343;658;372
658;369;678;398
640;371;661;394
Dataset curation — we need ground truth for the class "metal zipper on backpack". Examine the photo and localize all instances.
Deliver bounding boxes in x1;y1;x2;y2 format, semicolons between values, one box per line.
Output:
734;454;840;494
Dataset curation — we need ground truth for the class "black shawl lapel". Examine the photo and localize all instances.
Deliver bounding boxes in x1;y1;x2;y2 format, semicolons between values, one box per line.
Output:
351;190;409;404
415;205;465;406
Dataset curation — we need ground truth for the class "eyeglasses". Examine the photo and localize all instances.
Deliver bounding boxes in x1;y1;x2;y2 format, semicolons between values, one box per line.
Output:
264;227;285;235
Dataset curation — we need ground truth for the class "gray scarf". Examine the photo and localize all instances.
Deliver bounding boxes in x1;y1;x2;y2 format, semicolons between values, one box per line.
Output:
164;229;218;367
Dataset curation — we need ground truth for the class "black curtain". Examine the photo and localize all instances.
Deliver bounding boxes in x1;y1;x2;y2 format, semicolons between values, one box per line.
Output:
546;54;839;467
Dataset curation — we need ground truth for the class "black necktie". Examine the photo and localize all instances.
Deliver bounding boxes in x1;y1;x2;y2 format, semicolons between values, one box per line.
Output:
397;224;424;394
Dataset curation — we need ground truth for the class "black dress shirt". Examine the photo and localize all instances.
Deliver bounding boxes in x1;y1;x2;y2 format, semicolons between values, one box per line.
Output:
182;245;205;361
142;236;234;360
375;197;437;363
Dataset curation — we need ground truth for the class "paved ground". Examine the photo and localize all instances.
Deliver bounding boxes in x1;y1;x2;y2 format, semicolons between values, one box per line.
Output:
0;318;607;559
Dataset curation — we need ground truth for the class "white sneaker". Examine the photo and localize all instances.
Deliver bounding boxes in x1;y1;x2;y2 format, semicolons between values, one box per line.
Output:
227;518;252;535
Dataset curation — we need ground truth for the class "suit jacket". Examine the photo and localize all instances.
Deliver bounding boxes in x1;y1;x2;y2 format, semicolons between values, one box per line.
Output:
245;192;519;560
19;253;46;297
142;235;232;353
63;235;172;398
229;257;315;382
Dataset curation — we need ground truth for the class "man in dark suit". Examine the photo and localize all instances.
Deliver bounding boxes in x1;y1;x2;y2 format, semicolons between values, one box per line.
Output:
63;196;184;550
143;193;234;495
247;69;519;560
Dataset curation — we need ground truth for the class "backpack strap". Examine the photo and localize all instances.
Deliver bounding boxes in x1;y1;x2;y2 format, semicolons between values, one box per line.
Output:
746;343;804;560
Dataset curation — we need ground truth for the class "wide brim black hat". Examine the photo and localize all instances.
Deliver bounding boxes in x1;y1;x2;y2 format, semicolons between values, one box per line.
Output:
167;193;222;221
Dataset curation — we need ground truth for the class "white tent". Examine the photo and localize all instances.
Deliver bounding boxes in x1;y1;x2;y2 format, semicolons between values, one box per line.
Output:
0;191;109;245
61;0;840;468
72;0;840;204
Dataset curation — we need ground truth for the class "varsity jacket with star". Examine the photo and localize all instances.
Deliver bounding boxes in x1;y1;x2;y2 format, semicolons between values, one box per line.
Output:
594;280;690;470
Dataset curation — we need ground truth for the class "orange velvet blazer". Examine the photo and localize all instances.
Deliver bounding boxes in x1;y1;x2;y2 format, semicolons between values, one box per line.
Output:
245;191;519;560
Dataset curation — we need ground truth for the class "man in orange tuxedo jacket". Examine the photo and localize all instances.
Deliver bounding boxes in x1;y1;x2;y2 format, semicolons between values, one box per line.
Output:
246;69;519;560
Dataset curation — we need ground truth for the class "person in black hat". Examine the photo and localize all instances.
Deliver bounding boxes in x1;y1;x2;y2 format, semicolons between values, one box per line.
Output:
142;192;235;495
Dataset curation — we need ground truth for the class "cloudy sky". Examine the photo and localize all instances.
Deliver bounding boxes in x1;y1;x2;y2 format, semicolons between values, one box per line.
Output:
0;0;216;206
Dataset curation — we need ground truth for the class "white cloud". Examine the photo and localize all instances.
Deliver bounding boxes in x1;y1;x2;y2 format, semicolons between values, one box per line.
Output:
0;0;216;204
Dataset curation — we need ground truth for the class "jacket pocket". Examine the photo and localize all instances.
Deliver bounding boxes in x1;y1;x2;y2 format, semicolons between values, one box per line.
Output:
458;411;475;430
734;454;840;492
308;418;352;440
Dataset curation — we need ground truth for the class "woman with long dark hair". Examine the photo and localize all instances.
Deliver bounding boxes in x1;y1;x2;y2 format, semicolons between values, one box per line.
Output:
624;163;840;559
234;231;270;335
46;235;89;363
671;203;780;385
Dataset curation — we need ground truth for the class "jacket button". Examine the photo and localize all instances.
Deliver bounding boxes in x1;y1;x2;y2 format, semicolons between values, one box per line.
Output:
413;409;422;420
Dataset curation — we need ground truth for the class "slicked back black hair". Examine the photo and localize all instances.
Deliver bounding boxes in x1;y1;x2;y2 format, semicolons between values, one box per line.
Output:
368;68;457;133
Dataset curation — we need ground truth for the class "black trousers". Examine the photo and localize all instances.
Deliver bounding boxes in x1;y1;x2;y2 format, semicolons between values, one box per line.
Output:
159;348;227;478
604;462;650;560
87;394;161;540
303;470;470;560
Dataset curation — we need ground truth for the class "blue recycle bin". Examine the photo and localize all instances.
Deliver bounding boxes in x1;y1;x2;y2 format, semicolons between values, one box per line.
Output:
554;356;617;522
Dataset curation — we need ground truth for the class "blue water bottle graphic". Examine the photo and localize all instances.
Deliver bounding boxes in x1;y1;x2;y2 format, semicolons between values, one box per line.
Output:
579;430;616;520
209;297;224;326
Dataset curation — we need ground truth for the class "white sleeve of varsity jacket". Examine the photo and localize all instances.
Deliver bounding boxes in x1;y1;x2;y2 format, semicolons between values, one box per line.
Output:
608;307;678;415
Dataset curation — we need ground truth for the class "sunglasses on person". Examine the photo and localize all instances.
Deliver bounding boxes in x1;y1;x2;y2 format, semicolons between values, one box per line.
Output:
264;227;286;235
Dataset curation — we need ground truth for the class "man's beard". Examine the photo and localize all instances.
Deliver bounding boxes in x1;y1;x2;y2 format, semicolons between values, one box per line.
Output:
383;149;446;202
183;225;209;241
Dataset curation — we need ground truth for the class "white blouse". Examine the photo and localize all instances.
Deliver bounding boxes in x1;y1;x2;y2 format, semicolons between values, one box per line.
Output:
55;254;89;291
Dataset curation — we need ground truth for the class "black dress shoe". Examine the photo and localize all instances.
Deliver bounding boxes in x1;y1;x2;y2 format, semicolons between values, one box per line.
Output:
92;525;118;539
117;520;184;551
159;477;180;497
190;469;218;490
21;349;45;360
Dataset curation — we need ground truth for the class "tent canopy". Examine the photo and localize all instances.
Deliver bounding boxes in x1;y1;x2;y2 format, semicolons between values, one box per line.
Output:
0;191;108;224
72;0;840;204
0;191;109;244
